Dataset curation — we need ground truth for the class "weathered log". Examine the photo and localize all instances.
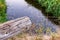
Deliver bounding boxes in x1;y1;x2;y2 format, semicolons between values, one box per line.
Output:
0;16;32;40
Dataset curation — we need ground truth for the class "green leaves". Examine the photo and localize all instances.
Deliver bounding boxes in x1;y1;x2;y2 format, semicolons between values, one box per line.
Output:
0;0;7;23
36;0;60;19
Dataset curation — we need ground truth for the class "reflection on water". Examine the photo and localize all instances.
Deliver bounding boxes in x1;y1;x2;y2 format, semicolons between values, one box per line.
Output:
5;0;59;32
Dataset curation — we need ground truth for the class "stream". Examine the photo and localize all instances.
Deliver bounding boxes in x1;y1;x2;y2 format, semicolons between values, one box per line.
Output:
5;0;59;32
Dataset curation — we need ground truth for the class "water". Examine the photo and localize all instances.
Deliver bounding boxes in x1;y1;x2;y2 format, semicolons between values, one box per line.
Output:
5;0;59;32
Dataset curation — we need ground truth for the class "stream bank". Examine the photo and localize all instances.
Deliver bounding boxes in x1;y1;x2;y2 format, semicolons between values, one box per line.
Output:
25;0;60;25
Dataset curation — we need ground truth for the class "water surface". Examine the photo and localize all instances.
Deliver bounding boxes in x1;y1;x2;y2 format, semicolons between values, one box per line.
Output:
5;0;59;32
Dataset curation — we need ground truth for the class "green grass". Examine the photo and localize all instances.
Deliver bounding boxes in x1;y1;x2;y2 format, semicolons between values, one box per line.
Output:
36;0;60;19
0;0;7;23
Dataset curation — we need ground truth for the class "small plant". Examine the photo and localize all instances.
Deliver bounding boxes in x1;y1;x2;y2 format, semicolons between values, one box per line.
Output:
35;26;44;34
46;27;52;34
35;25;52;35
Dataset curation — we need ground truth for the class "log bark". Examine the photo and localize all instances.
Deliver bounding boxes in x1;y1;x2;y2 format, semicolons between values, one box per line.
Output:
0;16;32;40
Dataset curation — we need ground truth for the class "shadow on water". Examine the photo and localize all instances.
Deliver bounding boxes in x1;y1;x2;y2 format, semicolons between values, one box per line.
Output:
25;0;60;25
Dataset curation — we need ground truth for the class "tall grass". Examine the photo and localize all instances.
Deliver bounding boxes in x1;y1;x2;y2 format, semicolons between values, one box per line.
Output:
36;0;60;19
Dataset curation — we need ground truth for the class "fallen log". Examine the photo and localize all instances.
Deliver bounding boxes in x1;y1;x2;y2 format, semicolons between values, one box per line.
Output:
0;16;32;40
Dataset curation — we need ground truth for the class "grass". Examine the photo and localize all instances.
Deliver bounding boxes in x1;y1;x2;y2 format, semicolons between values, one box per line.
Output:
0;0;7;23
8;33;60;40
36;0;60;20
36;0;60;24
8;24;60;40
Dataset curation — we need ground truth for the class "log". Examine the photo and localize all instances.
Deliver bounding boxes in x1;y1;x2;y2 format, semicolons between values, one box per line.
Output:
0;16;32;40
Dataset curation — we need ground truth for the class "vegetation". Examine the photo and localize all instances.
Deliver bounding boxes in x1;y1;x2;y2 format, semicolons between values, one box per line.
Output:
0;0;7;23
36;0;60;19
8;24;60;40
8;32;60;40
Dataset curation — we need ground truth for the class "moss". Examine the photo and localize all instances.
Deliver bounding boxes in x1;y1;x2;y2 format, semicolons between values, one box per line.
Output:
0;0;7;23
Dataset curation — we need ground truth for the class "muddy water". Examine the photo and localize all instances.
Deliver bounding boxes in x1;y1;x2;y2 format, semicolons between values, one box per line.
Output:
5;0;59;32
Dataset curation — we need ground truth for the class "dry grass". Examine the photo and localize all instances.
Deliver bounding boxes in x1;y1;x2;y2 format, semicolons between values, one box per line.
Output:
8;32;60;40
8;24;60;40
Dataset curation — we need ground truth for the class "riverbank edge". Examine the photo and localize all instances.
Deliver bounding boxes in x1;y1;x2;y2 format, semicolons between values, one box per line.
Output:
25;0;60;25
